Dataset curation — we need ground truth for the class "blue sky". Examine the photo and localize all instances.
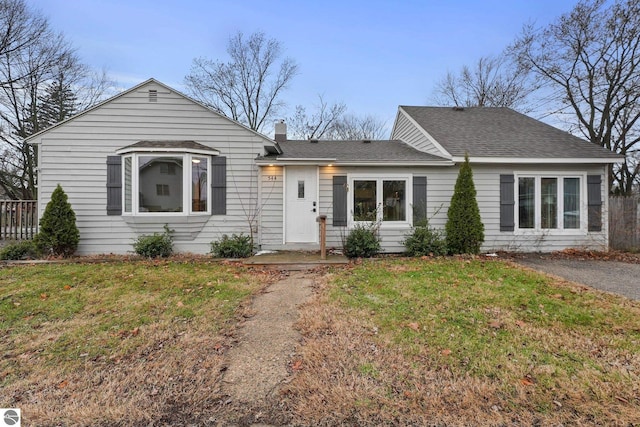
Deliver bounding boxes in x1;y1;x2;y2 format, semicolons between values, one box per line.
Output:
36;0;579;133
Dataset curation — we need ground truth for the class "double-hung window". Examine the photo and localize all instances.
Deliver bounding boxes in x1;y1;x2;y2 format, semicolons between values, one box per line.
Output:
122;153;210;215
516;174;584;232
349;175;411;226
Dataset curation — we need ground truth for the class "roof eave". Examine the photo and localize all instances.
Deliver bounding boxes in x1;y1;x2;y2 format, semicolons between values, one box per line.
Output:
255;159;453;166
116;146;221;156
454;156;623;164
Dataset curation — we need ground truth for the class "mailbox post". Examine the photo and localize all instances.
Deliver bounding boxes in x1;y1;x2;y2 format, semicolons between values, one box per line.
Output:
316;215;327;260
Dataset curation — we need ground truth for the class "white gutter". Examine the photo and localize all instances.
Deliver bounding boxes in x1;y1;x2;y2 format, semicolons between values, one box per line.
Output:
255;159;454;167
455;156;623;164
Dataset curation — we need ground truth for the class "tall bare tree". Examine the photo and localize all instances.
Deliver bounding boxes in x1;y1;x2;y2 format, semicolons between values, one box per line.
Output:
432;54;535;111
287;95;347;140
0;0;111;200
185;31;298;132
330;114;387;140
511;0;640;194
288;95;387;140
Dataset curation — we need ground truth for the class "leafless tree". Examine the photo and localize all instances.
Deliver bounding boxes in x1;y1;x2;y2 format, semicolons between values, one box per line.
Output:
185;31;299;132
510;0;640;194
287;95;387;140
0;0;112;200
287;95;347;140
0;0;50;87
432;54;535;111
329;114;387;140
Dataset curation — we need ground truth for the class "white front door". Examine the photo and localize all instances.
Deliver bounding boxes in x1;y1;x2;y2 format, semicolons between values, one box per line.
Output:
285;166;318;243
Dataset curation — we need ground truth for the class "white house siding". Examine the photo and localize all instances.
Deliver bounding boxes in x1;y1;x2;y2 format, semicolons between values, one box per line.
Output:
309;163;609;254
32;81;273;255
391;109;448;157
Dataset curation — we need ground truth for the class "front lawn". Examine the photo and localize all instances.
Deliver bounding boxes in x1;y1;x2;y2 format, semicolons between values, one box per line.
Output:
3;257;639;426
283;258;640;425
0;259;271;425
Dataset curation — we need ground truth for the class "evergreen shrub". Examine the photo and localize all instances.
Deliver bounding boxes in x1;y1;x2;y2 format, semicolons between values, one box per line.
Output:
36;184;80;257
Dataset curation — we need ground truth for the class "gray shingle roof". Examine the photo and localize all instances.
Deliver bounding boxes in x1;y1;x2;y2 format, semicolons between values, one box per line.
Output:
119;140;218;152
401;106;621;159
272;140;447;162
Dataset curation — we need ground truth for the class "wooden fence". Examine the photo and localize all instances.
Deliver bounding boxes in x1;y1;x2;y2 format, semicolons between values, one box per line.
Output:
609;196;640;251
0;200;37;241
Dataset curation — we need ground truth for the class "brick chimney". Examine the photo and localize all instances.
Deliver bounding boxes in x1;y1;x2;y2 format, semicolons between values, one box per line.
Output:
274;120;287;142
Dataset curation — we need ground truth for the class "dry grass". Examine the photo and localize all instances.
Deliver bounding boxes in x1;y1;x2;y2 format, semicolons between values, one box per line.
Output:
0;259;276;426
281;259;640;426
3;256;640;426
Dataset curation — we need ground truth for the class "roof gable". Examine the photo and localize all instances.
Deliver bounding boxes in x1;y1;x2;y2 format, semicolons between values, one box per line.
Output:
399;106;621;162
25;78;278;149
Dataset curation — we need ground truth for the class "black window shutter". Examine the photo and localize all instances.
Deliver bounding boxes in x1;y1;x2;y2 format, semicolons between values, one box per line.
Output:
500;174;515;231
333;175;347;226
587;175;602;232
211;156;227;215
106;156;122;215
412;176;427;225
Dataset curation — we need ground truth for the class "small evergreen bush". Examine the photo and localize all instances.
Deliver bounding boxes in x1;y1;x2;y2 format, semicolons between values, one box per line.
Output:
37;184;80;257
0;240;40;260
445;153;485;254
344;223;381;258
133;225;173;258
210;233;253;258
403;225;448;257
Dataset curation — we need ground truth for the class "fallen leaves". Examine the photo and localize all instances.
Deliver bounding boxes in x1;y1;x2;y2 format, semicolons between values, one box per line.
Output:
519;375;535;386
291;360;303;371
515;320;527;328
114;327;141;339
488;320;502;329
407;322;420;331
441;349;452;356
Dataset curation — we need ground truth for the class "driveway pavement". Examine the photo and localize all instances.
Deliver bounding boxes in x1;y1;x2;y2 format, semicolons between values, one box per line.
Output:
514;255;640;301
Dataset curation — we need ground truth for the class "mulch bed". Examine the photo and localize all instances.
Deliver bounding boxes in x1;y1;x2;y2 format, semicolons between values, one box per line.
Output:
502;248;640;264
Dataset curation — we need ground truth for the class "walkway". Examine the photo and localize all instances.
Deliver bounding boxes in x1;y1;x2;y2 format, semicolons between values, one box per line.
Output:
219;270;314;419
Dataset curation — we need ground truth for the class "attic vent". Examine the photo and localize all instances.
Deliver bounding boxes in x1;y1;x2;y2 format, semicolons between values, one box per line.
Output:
452;106;464;111
362;139;371;143
309;139;318;143
148;89;158;102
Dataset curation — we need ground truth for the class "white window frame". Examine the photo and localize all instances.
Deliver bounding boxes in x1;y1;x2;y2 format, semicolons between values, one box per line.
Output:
514;172;587;235
122;153;211;216
347;174;413;228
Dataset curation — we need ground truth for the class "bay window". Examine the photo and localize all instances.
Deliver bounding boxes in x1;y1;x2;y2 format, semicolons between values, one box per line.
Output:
350;175;410;225
122;153;210;215
517;175;584;232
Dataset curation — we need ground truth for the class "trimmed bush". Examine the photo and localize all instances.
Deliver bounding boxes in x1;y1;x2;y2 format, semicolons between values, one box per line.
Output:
0;240;40;260
344;223;381;258
133;225;173;258
445;153;485;254
403;225;448;257
37;184;80;257
210;233;253;258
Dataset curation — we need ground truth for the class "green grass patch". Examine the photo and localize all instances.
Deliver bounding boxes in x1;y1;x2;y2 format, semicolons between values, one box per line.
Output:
0;260;265;380
328;258;640;412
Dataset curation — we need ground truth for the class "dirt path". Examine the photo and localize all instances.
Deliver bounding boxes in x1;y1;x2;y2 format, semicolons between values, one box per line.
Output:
220;270;314;409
